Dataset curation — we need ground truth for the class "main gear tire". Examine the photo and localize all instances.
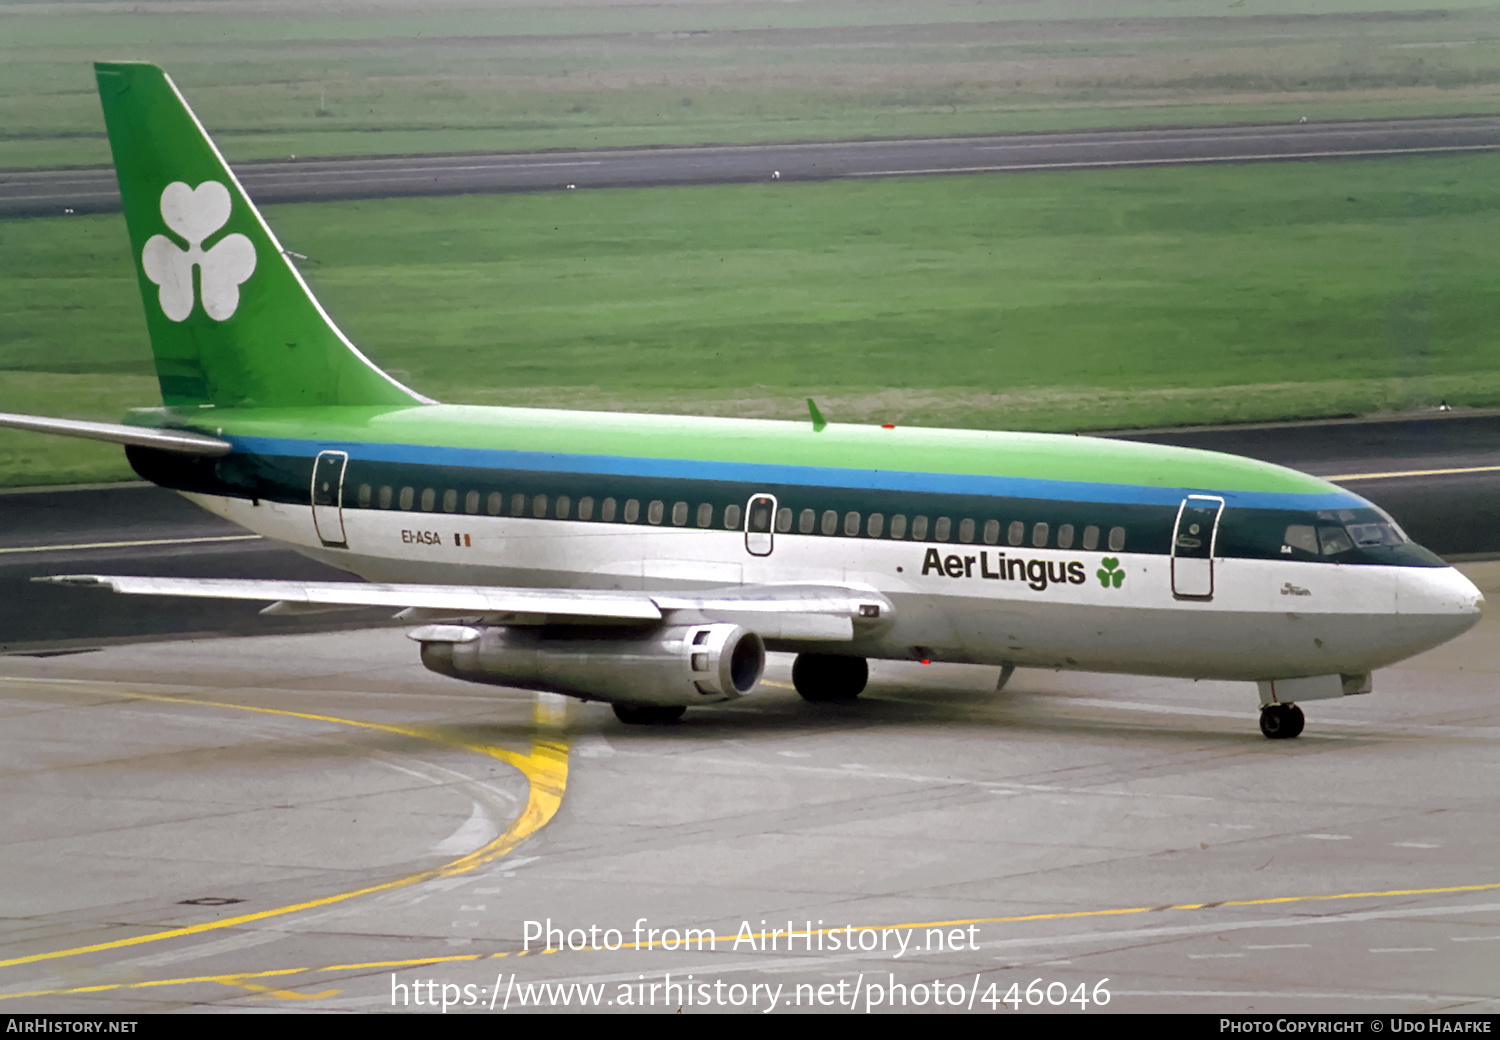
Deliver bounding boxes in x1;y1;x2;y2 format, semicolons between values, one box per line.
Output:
613;703;687;725
792;654;868;702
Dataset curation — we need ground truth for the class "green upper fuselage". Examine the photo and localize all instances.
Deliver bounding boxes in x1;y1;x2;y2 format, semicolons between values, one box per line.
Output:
123;401;1438;569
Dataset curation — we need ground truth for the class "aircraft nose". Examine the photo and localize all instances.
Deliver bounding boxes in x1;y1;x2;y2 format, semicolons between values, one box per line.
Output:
1414;565;1484;640
1362;564;1484;668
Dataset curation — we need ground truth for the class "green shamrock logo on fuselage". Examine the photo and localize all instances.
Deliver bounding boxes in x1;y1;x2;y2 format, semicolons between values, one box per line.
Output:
1097;557;1125;588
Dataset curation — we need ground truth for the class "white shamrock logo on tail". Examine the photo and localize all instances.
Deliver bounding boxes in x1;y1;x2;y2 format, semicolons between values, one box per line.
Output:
141;182;256;322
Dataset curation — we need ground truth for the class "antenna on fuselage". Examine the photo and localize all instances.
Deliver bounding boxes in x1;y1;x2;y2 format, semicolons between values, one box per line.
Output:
806;398;827;433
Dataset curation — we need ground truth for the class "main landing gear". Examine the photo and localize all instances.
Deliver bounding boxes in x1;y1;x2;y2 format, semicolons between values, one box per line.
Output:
1259;702;1305;740
613;703;687;725
792;653;868;702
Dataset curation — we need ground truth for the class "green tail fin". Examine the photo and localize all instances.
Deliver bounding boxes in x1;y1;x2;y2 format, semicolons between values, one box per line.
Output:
95;62;425;409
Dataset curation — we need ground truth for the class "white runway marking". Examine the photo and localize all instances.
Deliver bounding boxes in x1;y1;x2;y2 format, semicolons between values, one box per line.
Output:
849;144;1500;178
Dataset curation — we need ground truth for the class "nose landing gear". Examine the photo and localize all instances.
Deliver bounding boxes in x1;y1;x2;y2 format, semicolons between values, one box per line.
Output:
1259;702;1305;740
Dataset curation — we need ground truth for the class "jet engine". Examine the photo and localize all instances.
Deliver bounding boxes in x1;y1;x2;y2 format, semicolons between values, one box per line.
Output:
409;622;765;706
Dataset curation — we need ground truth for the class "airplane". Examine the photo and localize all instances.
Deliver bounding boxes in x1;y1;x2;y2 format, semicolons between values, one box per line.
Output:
1;62;1483;736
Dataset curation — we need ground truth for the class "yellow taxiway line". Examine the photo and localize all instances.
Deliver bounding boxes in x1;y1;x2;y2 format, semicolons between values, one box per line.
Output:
1325;464;1500;482
0;687;569;972
5;879;1498;1001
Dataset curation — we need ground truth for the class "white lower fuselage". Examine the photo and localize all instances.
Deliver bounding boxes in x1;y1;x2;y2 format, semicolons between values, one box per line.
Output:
187;491;1484;684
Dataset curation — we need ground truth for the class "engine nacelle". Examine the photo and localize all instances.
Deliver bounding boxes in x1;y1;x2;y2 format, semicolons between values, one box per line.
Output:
410;623;765;707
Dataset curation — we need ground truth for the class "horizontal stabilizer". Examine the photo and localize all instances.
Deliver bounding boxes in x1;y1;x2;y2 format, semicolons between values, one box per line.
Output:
0;413;230;456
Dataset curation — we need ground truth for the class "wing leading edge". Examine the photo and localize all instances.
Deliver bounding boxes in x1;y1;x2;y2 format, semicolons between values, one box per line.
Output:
36;575;892;640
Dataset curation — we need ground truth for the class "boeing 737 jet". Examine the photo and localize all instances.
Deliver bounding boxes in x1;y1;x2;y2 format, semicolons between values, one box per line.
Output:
1;63;1483;735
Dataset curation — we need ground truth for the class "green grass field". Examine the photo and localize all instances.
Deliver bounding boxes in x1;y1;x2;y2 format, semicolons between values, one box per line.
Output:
3;152;1498;486
4;0;1500;168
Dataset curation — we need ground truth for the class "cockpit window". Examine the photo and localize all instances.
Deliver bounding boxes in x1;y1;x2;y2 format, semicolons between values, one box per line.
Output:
1345;522;1405;547
1317;526;1354;555
1283;525;1318;554
1284;508;1407;557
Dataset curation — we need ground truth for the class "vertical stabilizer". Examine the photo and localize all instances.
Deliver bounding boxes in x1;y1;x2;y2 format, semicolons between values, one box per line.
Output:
95;62;425;409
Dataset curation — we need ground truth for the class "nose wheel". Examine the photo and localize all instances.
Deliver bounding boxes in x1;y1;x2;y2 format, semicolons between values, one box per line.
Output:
1259;702;1305;740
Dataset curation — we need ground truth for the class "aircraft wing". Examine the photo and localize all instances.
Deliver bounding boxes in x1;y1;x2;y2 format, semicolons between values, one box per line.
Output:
36;575;891;640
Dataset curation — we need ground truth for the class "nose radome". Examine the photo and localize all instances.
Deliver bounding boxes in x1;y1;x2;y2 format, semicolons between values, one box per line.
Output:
1458;567;1482;615
1436;566;1484;640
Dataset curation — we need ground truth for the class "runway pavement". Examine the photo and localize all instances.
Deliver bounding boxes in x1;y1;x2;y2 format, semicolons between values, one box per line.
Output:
0;415;1496;1014
6;116;1500;217
0;562;1496;1013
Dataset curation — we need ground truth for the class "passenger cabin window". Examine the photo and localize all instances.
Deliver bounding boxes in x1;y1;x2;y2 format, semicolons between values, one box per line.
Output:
602;497;618;522
867;513;884;538
648;500;664;525
579;497;595;521
357;483;372;507
983;519;1000;545
672;501;688;526
465;490;480;514
776;507;792;533
958;518;975;543
1008;521;1024;546
1082;525;1099;550
696;503;712;528
556;495;571;519
420;488;436;511
442;489;457;513
1057;524;1074;549
1032;522;1048;548
890;515;908;539
399;486;414;510
844;511;861;536
723;504;741;529
533;494;548;518
934;517;951;542
799;509;816;534
487;492;503;515
624;499;640;523
821;510;838;536
1108;526;1126;551
911;516;929;540
379;485;393;509
510;493;526;517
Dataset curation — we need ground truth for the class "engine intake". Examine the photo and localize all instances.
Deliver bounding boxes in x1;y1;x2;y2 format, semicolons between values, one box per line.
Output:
410;623;765;706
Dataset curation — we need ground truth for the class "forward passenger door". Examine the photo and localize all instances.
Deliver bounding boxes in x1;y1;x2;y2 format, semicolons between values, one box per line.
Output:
744;494;777;556
1171;495;1223;599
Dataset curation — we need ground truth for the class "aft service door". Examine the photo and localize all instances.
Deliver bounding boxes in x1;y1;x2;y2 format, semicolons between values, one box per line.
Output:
311;450;349;549
744;494;777;556
1171;495;1224;599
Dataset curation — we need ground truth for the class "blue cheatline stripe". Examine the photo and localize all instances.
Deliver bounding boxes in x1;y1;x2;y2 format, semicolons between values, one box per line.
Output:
228;436;1367;512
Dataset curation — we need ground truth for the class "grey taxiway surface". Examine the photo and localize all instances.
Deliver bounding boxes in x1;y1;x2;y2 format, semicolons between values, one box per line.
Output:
6;115;1500;216
0;416;1497;1013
